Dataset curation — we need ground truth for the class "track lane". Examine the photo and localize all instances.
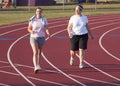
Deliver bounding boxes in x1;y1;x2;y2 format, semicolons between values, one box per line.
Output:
0;14;120;85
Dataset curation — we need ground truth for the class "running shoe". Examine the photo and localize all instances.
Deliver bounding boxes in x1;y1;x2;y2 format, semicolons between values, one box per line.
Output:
70;57;74;65
79;63;84;69
34;65;41;74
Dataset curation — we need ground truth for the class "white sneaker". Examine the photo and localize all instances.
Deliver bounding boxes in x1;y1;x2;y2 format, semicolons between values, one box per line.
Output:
34;65;41;74
70;57;74;65
79;64;84;69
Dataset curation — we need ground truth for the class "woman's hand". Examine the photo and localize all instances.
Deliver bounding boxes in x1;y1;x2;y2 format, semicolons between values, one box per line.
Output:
69;33;73;38
46;29;50;38
31;30;35;34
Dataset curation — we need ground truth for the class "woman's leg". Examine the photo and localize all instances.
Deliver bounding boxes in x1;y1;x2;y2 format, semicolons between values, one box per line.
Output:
79;49;85;68
38;46;43;66
37;37;45;66
70;50;76;65
70;50;76;58
30;42;38;70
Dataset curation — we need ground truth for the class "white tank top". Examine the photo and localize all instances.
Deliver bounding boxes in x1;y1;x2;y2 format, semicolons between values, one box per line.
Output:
69;15;88;35
29;16;48;37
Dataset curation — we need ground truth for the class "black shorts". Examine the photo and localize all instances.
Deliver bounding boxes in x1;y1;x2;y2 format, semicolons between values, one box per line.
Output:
70;34;88;51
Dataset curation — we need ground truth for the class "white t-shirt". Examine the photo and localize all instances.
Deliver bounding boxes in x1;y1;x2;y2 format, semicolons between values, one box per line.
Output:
29;16;48;37
69;15;88;35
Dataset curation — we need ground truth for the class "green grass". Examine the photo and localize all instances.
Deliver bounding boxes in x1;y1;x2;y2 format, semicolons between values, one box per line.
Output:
0;3;120;26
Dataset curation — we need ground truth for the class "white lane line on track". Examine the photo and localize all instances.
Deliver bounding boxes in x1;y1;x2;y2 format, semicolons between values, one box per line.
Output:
76;51;120;82
84;60;120;82
2;20;69;29
0;15;119;29
0;18;68;29
42;53;87;86
0;70;67;86
1;18;120;37
99;27;120;62
1;60;120;86
0;23;27;29
49;26;120;83
91;22;120;30
27;76;68;86
3;24;119;85
0;27;26;36
7;33;36;86
0;65;18;69
0;70;20;76
90;19;120;26
1;16;119;85
1;21;80;86
0;83;11;86
69;74;120;86
42;29;87;86
0;23;67;37
47;22;120;83
0;17;120;38
48;26;120;81
6;28;86;86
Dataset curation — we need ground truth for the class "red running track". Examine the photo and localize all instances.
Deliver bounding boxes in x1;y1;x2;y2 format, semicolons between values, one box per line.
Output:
0;14;120;86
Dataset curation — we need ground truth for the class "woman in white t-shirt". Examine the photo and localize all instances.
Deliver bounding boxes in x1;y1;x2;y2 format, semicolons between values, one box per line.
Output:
67;5;94;68
28;7;50;73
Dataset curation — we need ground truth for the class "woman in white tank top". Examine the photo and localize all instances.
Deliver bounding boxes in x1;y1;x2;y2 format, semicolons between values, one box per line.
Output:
28;7;50;73
67;5;94;68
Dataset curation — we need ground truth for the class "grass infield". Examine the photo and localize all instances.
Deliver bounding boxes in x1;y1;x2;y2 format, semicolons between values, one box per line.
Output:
0;3;120;26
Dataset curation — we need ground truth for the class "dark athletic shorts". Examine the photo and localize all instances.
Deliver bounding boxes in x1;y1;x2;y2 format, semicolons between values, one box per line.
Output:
70;34;88;51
